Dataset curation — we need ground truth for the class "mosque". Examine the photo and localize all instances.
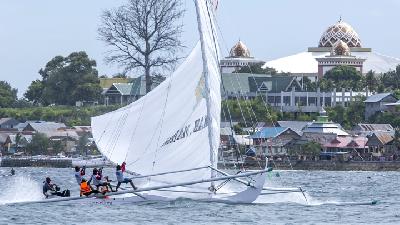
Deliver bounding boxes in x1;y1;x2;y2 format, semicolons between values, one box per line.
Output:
219;18;400;113
262;18;400;78
220;40;264;73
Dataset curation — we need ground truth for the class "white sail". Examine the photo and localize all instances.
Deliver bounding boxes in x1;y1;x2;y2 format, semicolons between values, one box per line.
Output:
91;0;220;188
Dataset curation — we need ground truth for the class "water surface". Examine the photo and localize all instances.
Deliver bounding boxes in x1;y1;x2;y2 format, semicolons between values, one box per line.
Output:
0;168;398;224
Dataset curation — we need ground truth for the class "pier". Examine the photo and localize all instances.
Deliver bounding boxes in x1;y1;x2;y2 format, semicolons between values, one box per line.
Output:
0;157;72;168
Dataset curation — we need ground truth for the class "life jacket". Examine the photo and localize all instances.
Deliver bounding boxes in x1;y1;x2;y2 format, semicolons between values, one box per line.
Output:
80;181;91;195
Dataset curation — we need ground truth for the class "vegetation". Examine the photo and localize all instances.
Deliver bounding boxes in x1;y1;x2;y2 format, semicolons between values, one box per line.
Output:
0;105;119;127
380;65;400;90
98;0;184;93
234;62;277;75
326;100;365;130
26;133;49;155
222;97;278;128
0;81;18;108
24;52;102;106
300;141;322;157
319;65;364;91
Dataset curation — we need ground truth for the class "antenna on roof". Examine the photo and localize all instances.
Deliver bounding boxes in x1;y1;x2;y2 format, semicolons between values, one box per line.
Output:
338;15;342;23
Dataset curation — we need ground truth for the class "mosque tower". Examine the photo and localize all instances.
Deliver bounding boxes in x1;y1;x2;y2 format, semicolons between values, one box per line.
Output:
220;40;265;73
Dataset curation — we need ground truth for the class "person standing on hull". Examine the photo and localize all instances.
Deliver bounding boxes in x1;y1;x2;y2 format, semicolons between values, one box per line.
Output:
74;166;86;186
10;168;15;176
115;162;137;191
88;168;114;192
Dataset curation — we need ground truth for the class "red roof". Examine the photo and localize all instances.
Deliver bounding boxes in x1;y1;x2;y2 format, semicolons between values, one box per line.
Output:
324;136;368;149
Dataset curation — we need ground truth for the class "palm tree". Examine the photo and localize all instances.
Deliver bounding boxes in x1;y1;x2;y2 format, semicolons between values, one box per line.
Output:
365;70;377;94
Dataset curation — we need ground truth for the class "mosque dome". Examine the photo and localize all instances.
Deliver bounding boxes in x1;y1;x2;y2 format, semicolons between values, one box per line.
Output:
319;18;362;48
229;40;251;58
331;40;351;56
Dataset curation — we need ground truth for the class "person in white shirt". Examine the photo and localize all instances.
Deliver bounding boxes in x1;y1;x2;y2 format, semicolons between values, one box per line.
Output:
74;166;86;186
115;163;137;191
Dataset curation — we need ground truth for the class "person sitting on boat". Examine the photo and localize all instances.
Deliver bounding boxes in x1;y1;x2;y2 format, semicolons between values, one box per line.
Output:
74;166;86;186
42;177;70;198
88;168;114;192
115;163;137;191
80;178;100;197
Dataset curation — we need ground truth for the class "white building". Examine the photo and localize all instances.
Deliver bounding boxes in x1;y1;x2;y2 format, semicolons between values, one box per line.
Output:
315;40;366;77
264;18;400;77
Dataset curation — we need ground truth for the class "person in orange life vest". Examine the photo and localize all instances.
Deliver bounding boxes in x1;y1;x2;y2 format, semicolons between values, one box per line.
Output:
80;178;100;197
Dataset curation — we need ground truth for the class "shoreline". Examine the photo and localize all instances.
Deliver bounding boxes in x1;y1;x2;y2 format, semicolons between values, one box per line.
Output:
218;160;400;171
2;157;400;171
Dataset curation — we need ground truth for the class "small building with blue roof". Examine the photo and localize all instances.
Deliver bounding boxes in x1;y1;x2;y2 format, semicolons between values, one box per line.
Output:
249;127;300;156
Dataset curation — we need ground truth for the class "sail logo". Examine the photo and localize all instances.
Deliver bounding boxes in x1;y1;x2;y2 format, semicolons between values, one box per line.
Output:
194;76;206;109
161;116;208;147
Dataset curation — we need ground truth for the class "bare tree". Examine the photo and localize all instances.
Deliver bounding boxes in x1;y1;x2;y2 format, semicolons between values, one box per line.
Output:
99;0;184;93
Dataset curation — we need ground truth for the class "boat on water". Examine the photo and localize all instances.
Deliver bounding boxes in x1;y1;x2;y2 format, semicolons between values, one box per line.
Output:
89;0;270;204
10;0;307;205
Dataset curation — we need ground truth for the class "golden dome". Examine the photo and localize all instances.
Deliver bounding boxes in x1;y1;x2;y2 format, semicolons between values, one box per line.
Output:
331;40;351;56
229;40;251;58
319;18;362;48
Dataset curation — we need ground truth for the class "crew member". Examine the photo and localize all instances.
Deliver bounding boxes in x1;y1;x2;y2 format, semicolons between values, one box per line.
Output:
43;177;55;198
115;163;137;192
88;168;114;192
80;178;100;197
43;177;70;198
74;166;86;185
10;168;15;176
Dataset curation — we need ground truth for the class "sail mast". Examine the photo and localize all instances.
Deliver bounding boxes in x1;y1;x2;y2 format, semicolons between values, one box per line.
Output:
194;0;217;184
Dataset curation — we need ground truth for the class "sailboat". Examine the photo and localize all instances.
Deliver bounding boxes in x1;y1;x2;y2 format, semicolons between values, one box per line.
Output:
88;0;270;204
6;0;310;206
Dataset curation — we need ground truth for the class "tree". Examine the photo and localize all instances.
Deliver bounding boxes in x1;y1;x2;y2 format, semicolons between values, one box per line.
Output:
327;105;346;125
381;64;400;90
98;0;184;93
26;133;49;155
365;70;378;93
26;52;102;106
77;132;91;155
300;76;317;91
234;62;277;75
326;99;365;129
323;65;363;91
301;141;321;158
0;81;17;108
50;140;65;155
24;79;44;104
112;73;128;78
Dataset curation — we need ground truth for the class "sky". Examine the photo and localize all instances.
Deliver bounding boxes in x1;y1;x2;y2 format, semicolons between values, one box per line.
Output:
1;0;400;97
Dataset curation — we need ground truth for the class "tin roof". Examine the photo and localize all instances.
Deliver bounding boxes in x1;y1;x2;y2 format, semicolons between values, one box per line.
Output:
364;93;396;103
250;127;288;139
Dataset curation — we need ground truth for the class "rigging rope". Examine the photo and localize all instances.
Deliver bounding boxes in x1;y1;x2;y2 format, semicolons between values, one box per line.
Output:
213;11;285;170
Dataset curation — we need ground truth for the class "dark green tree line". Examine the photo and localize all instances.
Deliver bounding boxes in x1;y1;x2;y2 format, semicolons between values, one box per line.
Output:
0;81;18;108
24;52;102;106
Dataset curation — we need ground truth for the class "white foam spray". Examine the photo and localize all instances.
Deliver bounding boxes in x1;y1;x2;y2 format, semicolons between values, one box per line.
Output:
0;175;44;204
